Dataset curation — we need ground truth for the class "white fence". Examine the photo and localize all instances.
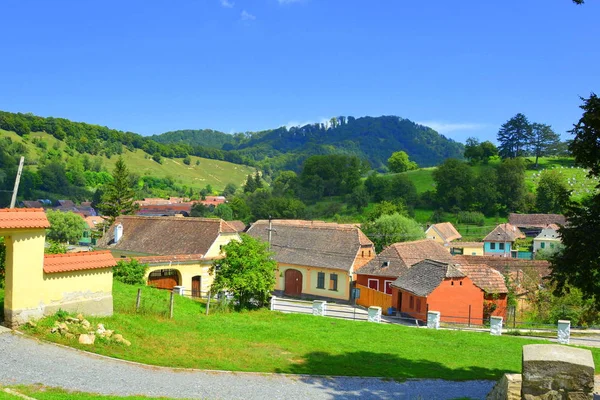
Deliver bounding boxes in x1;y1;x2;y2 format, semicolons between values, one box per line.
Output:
271;296;373;322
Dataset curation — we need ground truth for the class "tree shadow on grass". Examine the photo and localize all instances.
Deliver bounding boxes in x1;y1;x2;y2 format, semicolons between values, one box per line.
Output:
276;351;504;399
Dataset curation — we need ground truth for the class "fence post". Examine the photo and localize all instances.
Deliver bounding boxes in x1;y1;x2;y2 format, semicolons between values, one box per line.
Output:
205;291;211;316
169;291;175;319
270;296;275;311
173;286;185;296
312;300;327;316
468;305;471;328
557;320;571;345
368;306;381;323
513;306;516;329
490;316;503;336
135;288;141;312
427;311;440;329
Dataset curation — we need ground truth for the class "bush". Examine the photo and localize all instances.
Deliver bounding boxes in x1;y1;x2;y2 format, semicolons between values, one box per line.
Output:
457;211;485;226
113;259;148;285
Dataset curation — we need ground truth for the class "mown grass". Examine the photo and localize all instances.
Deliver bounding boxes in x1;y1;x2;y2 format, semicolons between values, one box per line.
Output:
0;385;177;400
1;130;255;191
21;282;600;381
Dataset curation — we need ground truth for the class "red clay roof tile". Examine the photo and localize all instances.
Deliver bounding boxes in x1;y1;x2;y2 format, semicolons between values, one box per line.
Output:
0;208;50;229
44;251;116;274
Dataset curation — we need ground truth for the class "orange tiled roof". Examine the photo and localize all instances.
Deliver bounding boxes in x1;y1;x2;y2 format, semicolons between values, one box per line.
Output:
44;251;116;274
0;208;50;229
120;254;206;264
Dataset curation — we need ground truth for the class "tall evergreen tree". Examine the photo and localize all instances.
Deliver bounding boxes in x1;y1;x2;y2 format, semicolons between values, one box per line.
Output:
97;157;138;225
530;123;561;168
497;113;532;158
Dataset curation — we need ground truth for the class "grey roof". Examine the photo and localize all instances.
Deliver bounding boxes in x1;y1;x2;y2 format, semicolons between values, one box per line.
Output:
483;223;525;242
390;259;465;297
246;220;374;272
356;239;454;277
508;213;567;228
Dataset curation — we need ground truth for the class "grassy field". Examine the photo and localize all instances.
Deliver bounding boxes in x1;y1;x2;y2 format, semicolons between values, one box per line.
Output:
21;282;600;381
0;386;174;400
0;130;255;191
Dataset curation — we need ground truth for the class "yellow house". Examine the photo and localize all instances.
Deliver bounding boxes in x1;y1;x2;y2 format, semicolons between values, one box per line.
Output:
246;220;375;302
425;222;462;247
1;208;115;328
449;241;485;256
97;216;240;293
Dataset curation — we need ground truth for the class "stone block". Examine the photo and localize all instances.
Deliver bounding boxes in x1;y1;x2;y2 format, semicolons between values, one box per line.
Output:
427;311;440;329
522;344;595;400
491;316;503;336
312;300;326;316
368;306;381;323
486;373;522;400
557;320;570;345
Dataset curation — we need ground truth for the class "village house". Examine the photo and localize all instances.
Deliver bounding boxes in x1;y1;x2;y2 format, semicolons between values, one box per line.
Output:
246;220;374;303
533;224;562;254
483;223;525;257
96;216;241;293
449;241;484;256
0;208;115;328
425;222;462;247
390;259;507;324
508;213;566;237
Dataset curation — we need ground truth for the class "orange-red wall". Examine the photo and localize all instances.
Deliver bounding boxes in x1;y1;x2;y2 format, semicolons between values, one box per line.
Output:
355;274;395;293
486;293;508;319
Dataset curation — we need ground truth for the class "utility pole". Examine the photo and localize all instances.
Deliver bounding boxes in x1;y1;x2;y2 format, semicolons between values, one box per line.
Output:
267;215;275;249
10;156;25;209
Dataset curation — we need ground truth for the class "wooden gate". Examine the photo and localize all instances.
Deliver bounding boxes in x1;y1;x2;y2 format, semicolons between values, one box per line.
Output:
356;284;393;313
191;275;201;298
148;269;179;290
284;269;303;296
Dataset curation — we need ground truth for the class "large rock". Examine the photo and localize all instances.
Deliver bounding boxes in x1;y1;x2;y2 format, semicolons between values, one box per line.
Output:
78;334;96;345
522;344;595;400
486;373;522;400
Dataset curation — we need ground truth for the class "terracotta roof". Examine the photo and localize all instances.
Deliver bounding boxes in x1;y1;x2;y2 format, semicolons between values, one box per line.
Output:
96;216;237;256
356;239;454;277
483;223;525;242
227;220;247;232
0;208;50;229
390;259;465;297
44;251;116;274
427;222;462;242
450;241;484;248
454;255;551;282
137;204;193;216
246;220;374;272
120;254;206;264
508;213;567;228
456;263;508;294
84;216;105;229
21;200;44;208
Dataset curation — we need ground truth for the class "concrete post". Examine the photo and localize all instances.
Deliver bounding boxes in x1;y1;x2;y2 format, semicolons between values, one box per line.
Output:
312;300;326;316
490;316;503;336
557;319;571;345
270;296;275;311
173;286;185;296
427;311;440;329
368;306;382;323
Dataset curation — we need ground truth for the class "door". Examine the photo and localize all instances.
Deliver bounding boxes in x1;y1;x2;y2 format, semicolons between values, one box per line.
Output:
191;276;201;298
148;269;179;290
284;269;303;296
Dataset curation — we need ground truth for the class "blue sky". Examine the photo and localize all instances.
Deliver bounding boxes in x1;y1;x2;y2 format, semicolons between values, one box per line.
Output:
1;0;598;143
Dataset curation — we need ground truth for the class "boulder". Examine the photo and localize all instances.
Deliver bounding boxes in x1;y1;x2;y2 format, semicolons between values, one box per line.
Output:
77;313;84;321
486;373;521;400
78;334;96;345
58;323;69;332
81;320;91;330
96;323;106;336
522;344;595;400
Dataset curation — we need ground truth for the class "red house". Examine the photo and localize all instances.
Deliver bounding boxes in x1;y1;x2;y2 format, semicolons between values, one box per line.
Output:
355;239;454;294
390;259;507;324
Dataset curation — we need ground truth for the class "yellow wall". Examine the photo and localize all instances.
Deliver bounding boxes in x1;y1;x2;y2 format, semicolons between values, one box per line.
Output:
426;227;446;245
144;261;214;294
460;245;484;256
41;269;113;315
205;232;241;259
276;264;351;301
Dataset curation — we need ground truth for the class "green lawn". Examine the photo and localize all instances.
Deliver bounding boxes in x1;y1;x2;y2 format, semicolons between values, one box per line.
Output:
0;386;176;400
21;282;600;381
1;130;255;191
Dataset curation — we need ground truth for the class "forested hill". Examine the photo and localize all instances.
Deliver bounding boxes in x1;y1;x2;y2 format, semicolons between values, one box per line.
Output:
153;116;464;171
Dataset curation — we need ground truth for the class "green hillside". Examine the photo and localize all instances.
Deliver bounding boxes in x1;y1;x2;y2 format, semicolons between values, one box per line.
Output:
1;129;254;191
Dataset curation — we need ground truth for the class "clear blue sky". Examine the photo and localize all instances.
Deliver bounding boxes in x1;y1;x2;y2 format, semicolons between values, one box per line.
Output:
1;0;598;143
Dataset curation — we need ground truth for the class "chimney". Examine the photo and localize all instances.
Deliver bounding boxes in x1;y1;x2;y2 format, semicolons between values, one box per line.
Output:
114;223;123;244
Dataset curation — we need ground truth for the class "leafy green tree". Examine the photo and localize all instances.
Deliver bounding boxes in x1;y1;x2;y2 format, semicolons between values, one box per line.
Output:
113;259;148;285
210;234;277;309
300;155;363;199
387;151;418;173
45;241;68;254
497;113;532;158
464;138;498;164
191;203;212;217
183;155;191;165
551;93;600;307
46;210;86;244
432;158;474;210
530;123;561;168
363;213;425;252
365;200;408;222
535;169;570;213
497;158;528;212
97;157;138;225
221;183;238;198
152;152;162;163
271;171;299;197
473;167;500;215
229;197;252;222
243;174;257;193
214;203;234;220
347;185;370;211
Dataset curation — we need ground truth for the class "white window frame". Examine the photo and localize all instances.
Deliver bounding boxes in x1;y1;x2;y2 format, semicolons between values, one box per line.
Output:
384;280;394;295
367;279;379;291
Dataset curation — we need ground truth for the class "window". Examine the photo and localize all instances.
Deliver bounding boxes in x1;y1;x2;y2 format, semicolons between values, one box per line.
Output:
317;272;325;289
384;280;393;295
368;279;379;291
459;281;462;286
361;251;364;257
490;243;496;250
550;243;555;249
329;274;338;291
409;295;414;309
499;243;505;250
451;281;454;286
541;242;546;249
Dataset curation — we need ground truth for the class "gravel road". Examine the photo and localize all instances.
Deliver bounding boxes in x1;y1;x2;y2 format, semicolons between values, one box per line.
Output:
0;331;495;399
